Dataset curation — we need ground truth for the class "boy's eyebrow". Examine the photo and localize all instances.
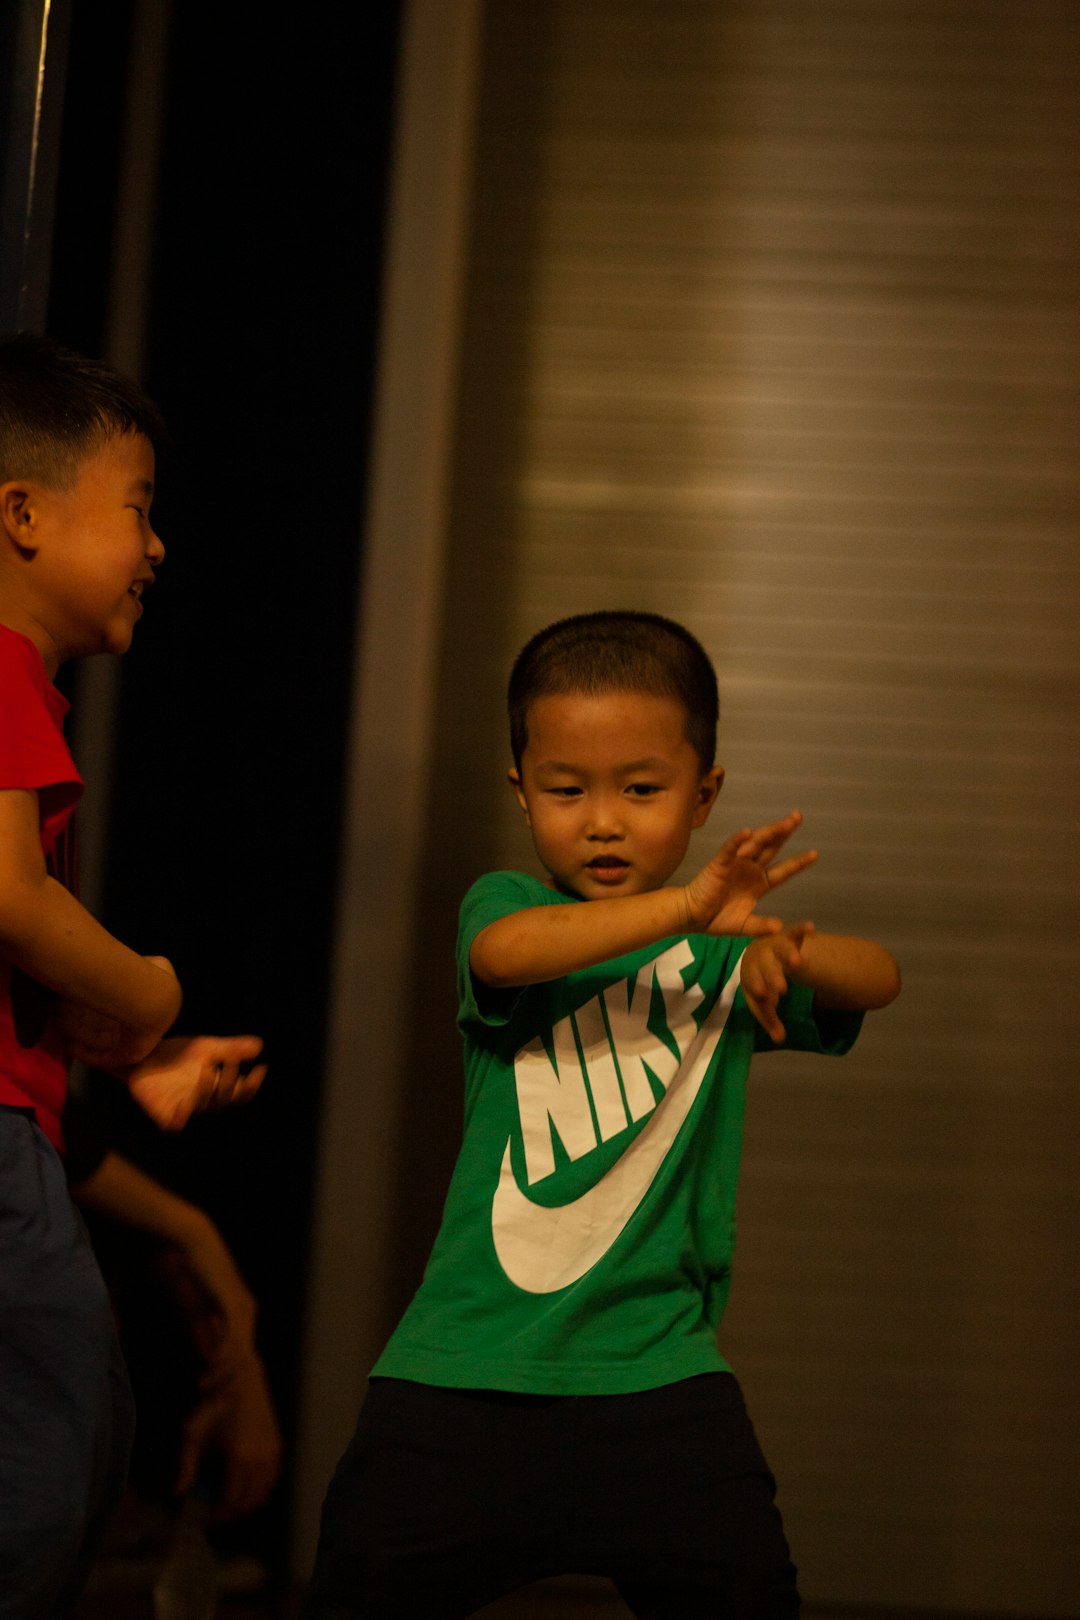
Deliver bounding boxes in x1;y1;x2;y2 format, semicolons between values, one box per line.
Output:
128;478;155;500
533;756;674;776
619;756;673;772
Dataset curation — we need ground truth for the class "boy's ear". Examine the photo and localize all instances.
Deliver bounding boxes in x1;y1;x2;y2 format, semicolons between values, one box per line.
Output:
692;766;724;828
507;767;531;825
0;483;41;555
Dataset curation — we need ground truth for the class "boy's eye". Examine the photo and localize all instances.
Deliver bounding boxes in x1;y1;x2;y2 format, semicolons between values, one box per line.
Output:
625;783;661;798
546;786;582;799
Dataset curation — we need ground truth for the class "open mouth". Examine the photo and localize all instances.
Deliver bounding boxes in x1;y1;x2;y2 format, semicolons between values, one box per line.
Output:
587;857;630;881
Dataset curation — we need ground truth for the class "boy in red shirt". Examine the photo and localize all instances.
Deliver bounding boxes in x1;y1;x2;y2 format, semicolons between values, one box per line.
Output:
0;333;264;1618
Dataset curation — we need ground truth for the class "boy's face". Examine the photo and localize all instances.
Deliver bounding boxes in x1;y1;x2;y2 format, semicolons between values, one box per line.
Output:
509;689;723;901
7;431;163;670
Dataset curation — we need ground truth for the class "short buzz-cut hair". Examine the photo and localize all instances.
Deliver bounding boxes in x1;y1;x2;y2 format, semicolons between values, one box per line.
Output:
0;331;166;491
508;610;719;771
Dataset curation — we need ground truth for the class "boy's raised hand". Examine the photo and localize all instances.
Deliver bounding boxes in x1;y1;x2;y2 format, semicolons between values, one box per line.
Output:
123;1035;267;1131
680;811;818;938
740;922;816;1043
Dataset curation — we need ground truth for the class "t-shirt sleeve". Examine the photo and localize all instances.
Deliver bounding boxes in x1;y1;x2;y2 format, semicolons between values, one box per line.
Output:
0;634;81;823
457;870;558;1029
753;979;864;1055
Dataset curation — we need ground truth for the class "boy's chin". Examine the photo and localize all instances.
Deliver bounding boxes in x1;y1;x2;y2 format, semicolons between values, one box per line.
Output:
100;624;137;657
546;873;591;901
550;869;645;901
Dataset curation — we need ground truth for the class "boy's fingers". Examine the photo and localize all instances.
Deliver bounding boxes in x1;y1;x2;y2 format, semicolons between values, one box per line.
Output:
175;1402;216;1495
736;810;804;860
744;991;786;1044
712;828;753;864
223;1034;264;1060
229;1067;266;1105
755;954;789;1001
758;1003;786;1042
205;1059;266;1108
763;850;818;888
229;1064;267;1100
742;961;764;999
738;913;784;937
198;1034;264;1063
788;920;816;944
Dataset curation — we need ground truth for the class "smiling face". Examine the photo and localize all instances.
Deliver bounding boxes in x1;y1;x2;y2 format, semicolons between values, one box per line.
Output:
509;689;723;901
2;430;164;671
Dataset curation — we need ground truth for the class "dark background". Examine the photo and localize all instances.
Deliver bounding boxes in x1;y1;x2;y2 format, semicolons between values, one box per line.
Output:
38;0;402;1567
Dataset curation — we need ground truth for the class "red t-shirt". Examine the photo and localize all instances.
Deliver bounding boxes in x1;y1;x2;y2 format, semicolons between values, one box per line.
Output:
0;625;83;1147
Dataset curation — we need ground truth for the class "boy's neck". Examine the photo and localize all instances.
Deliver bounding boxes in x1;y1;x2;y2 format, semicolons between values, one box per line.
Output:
0;608;63;679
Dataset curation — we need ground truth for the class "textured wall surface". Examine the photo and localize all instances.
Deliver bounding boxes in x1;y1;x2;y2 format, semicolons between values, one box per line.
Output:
402;2;1079;1611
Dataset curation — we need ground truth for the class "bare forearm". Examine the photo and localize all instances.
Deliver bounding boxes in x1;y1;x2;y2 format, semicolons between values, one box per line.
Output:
471;887;689;988
72;1150;209;1249
0;872;180;1037
73;1151;257;1365
788;932;901;1011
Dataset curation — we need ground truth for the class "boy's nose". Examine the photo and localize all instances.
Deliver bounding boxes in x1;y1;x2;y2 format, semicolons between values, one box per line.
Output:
147;525;165;563
586;803;626;839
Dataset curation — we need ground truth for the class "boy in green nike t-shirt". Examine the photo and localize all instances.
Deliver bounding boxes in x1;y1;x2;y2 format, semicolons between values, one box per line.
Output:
303;611;901;1620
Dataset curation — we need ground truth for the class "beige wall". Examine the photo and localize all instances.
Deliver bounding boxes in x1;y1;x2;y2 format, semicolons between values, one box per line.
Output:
303;2;1080;1611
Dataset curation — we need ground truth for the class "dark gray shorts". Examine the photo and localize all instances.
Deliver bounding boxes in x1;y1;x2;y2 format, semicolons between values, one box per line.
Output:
302;1371;800;1619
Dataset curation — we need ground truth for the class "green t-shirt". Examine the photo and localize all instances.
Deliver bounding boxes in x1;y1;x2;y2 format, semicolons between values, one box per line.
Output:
372;870;862;1395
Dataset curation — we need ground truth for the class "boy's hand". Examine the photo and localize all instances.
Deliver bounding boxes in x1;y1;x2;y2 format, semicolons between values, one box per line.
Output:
680;811;818;938
175;1351;282;1521
740;923;816;1043
59;955;181;1068
123;1035;267;1131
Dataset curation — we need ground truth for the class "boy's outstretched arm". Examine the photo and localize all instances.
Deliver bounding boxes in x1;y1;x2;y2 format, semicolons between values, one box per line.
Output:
472;812;817;989
0;787;181;1053
741;924;901;1044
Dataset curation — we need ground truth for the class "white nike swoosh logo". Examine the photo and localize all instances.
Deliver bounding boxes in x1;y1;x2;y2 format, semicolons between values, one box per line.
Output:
491;956;743;1294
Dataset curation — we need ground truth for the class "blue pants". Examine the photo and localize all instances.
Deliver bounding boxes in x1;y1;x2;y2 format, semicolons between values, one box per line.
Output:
302;1373;800;1619
0;1109;134;1620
